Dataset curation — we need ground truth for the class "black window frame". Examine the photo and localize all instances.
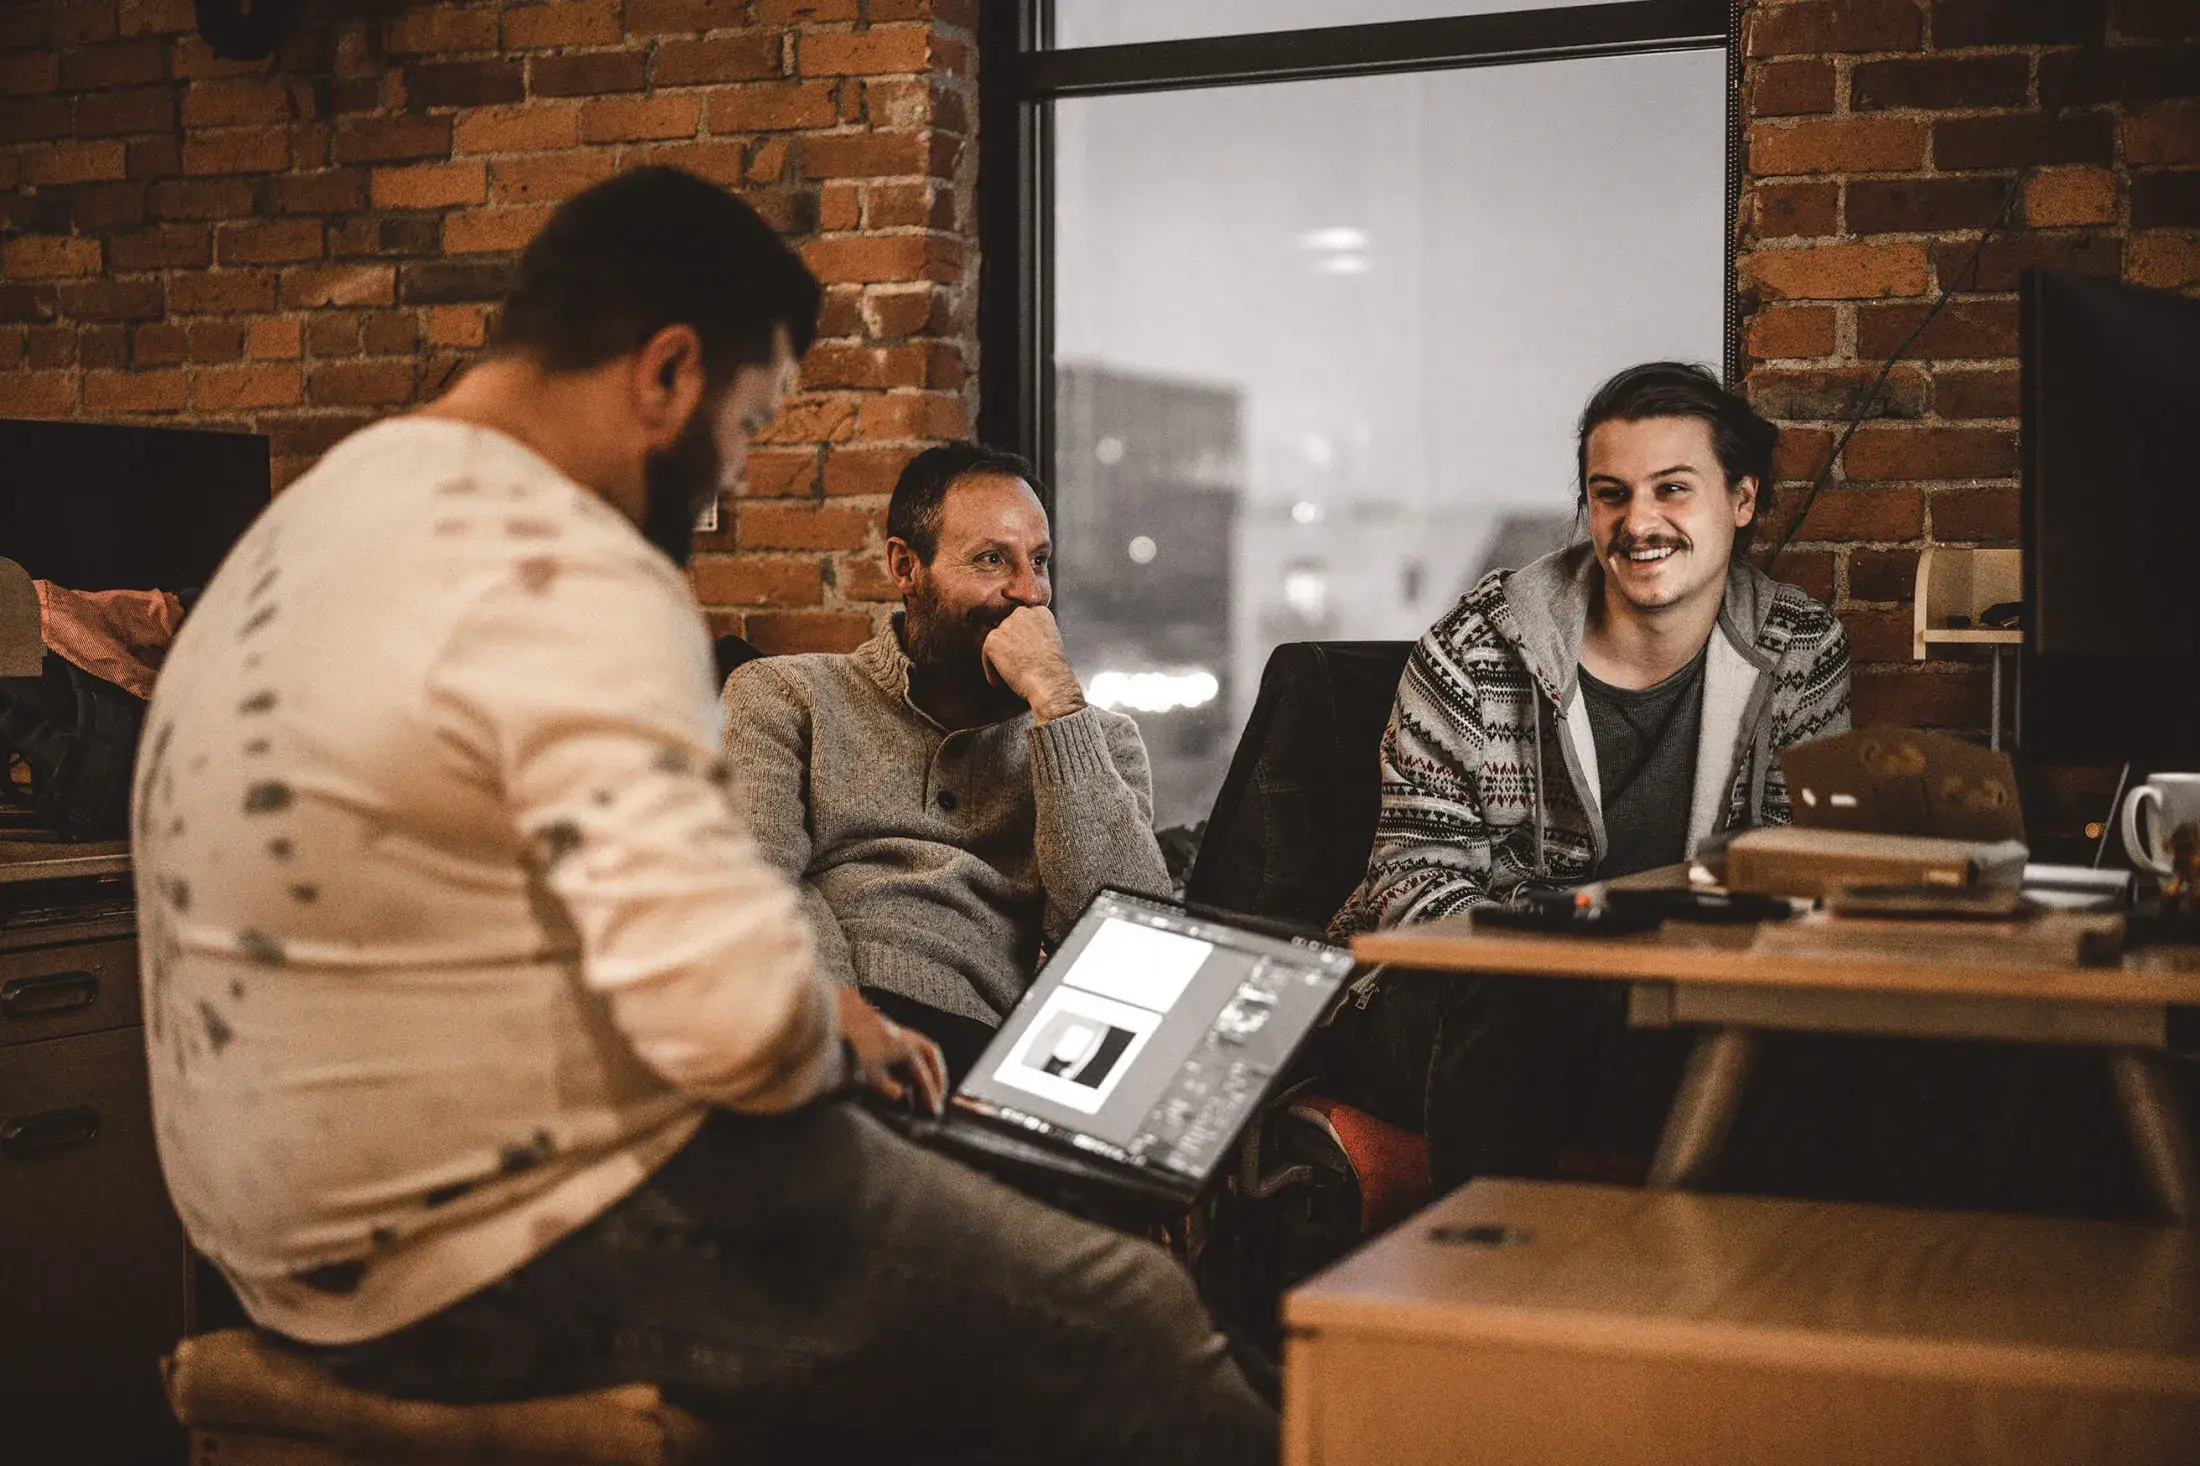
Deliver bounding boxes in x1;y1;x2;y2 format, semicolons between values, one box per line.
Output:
975;0;1744;518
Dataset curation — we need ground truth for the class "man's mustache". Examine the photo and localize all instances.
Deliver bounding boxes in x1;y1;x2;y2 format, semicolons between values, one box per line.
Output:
1606;530;1690;557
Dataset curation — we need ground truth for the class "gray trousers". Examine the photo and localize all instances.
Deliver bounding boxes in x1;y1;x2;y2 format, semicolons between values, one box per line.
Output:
304;1102;1277;1465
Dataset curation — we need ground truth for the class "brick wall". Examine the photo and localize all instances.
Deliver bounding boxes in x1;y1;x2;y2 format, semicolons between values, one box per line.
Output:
1736;0;2198;759
0;0;977;654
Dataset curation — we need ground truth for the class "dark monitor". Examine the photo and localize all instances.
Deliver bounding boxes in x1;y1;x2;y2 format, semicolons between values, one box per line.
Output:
0;418;270;593
2019;272;2200;765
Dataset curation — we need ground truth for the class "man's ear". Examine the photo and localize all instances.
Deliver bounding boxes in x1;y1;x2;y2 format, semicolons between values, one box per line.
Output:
884;537;922;596
631;324;708;453
1732;474;1759;528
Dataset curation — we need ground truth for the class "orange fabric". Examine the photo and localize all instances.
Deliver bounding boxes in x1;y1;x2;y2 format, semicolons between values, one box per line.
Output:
32;580;184;699
1291;1095;1431;1236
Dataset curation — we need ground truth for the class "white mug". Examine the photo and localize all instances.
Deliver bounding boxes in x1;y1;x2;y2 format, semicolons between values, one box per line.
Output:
2120;773;2200;877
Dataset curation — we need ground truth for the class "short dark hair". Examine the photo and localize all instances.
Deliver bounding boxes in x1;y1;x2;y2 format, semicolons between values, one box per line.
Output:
887;441;1046;562
492;167;820;382
1576;362;1779;553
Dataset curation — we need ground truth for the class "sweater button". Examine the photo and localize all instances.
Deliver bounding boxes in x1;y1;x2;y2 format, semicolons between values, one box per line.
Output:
937;790;958;812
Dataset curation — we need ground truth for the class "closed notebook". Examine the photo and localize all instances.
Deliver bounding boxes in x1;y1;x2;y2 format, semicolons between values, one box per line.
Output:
1725;827;2030;901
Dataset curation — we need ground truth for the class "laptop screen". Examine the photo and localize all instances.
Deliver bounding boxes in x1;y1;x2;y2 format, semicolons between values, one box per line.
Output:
953;889;1356;1185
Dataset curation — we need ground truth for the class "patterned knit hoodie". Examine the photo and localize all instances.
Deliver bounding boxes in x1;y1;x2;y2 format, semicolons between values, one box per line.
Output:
1334;540;1851;935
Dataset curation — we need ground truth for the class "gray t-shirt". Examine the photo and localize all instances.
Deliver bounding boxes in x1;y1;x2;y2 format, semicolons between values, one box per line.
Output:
1578;645;1707;879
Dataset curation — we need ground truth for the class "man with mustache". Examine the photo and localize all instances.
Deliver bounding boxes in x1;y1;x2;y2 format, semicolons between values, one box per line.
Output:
721;442;1172;1078
1328;361;1851;1194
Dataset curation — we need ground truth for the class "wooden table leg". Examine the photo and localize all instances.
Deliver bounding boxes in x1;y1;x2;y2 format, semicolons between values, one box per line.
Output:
2109;1048;2197;1225
1646;1026;1758;1191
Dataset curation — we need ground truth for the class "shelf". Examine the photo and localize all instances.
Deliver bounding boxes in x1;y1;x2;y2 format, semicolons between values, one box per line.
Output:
1919;629;2022;646
1913;547;2021;661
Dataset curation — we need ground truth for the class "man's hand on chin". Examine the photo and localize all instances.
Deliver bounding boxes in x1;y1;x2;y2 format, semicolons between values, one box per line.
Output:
835;988;947;1116
980;606;1087;725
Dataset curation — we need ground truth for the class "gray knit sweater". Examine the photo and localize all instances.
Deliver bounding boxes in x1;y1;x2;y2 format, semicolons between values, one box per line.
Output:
720;623;1173;1024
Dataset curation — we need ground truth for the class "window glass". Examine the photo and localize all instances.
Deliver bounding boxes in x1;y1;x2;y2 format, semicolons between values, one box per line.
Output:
1051;49;1726;830
1053;0;1599;48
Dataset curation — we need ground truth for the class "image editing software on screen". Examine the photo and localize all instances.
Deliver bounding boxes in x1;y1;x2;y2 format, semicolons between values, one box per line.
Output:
957;892;1354;1183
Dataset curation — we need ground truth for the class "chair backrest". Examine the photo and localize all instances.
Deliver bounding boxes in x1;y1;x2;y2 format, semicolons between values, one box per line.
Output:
1186;640;1411;930
713;634;765;686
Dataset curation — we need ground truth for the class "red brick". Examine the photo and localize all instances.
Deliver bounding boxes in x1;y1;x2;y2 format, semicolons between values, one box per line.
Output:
2;235;103;278
163;268;274;313
108;223;209;270
58;279;163;322
800;343;928;390
310;358;416;407
2039;42;2199;108
75;85;174;136
621;141;749;186
397;259;511;305
361;311;418;355
1746;307;1837;363
1932;367;2019;420
1856;299;2017;360
1749;180;1837;239
1848;547;1920;602
183;127;288;175
217;218;324;265
623;0;748;34
503;2;620;49
268;168;368;214
1748;242;1929;301
1850;54;2028;112
181;78;291;128
1929;486;2019;540
371;161;487;210
528;52;646;98
2125;101;2200;166
834;554;900;603
706;81;837;132
1750;117;1926;176
822;445;920;497
124;133;181;179
754;0;859;20
656;36;782;88
1934;233;2122;293
690;555;825;606
306;312;360;356
82;368;186;413
799;29;931;76
1844;426;2015;482
333;116;453;166
739;503;871;550
60;41;166;91
490;152;614;204
748;136;790;184
248;318;303;360
169;36;265;81
280;264;396;309
1788;487;1924;541
26;140;129;185
186;319;245;362
2129;232;2200;290
819;182;860;231
2133;170;2200;230
20;325;73;367
1839;605;1913;663
130;322;184;366
0;372;76;416
742;609;873;654
452;105;579;154
0;94;73;142
1936;0;2103;47
1749;366;1928;423
736;449;822;497
65;181;145;232
1846;175;2011;235
2024;167;2119;227
754;395;860;445
117;0;197;34
406;60;526;109
856;392;964;441
1747;0;1922;57
45;0;119;44
2114;0;2200;39
802;234;957;285
386;8;501;54
443;206;551;254
1851;667;1989;729
578;94;699;144
865;181;945;230
860;285;940;338
425;305;490;348
1934;112;2114;171
0;50;59;93
194;363;301;410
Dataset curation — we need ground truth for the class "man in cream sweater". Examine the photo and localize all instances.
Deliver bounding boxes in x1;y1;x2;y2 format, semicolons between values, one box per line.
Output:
136;169;1272;1465
721;442;1173;1075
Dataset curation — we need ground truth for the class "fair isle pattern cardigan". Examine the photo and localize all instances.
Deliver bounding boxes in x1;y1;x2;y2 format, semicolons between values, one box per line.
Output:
1334;542;1851;936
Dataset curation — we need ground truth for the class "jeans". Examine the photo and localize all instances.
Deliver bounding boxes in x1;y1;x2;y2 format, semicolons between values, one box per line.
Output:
300;1102;1276;1466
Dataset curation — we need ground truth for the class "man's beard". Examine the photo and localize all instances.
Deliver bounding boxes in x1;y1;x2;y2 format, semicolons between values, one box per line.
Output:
902;578;1028;722
639;405;721;569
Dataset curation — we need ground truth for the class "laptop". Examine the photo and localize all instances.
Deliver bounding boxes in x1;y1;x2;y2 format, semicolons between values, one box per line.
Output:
887;887;1357;1213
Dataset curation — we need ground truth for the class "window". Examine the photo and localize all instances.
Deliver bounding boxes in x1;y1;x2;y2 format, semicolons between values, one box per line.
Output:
982;3;1736;831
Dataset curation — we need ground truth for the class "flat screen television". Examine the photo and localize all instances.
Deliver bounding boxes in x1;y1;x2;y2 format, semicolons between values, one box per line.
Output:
2019;271;2200;765
0;418;270;593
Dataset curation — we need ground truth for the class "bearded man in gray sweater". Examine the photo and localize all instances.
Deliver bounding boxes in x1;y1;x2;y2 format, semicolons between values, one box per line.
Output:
721;442;1172;1076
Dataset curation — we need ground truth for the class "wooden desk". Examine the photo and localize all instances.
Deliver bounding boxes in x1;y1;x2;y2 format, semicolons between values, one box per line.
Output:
1353;910;2200;1221
1283;1178;2200;1466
